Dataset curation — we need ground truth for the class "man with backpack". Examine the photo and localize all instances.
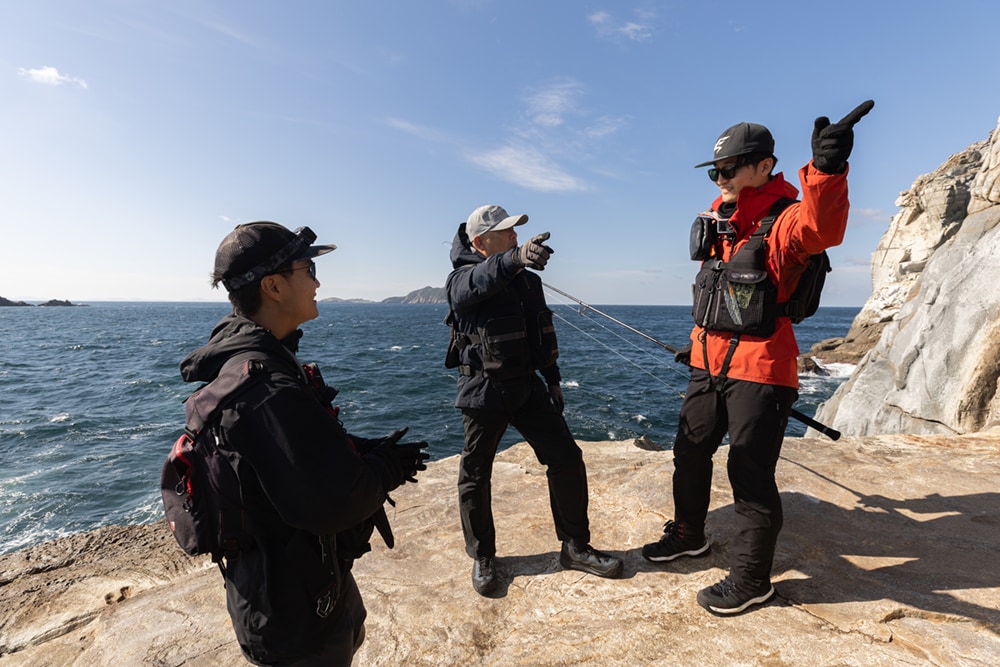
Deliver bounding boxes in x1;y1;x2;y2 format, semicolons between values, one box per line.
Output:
445;205;623;596
642;101;874;615
178;221;429;666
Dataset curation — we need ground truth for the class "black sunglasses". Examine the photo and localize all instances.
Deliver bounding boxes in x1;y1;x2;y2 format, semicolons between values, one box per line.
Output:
707;164;742;181
284;260;317;281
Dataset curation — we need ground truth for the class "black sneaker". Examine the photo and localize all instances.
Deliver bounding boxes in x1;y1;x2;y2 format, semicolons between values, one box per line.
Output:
560;541;624;578
696;576;775;615
641;520;710;562
472;556;498;595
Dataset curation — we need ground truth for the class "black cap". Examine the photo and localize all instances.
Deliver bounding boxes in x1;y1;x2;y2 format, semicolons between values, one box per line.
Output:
694;122;775;168
215;221;336;292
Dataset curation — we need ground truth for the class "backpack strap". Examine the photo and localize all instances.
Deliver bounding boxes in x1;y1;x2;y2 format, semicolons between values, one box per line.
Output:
751;197;798;239
747;197;822;322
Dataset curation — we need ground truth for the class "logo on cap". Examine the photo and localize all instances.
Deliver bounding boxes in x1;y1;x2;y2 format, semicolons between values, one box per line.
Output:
714;135;730;155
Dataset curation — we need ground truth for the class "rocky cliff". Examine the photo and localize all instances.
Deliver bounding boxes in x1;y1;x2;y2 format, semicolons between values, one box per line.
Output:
813;117;1000;436
2;435;998;666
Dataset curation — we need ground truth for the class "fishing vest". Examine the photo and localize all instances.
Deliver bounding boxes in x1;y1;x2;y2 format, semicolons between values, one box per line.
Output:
691;198;798;339
445;270;558;381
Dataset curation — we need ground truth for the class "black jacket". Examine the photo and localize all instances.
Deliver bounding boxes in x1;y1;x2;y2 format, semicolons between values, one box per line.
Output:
446;223;561;410
180;314;388;665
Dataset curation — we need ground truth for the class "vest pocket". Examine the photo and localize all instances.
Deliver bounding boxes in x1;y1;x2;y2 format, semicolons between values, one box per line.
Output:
479;315;529;376
722;267;773;333
532;309;559;369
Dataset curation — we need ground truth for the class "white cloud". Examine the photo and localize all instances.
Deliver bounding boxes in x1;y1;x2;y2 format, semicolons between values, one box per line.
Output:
526;80;584;128
468;144;585;192
385;117;450;143
385;79;625;192
584;115;628;139
851;207;891;224
18;65;88;89
588;9;655;42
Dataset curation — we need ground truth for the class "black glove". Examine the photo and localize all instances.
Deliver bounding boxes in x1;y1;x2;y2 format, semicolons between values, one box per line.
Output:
363;427;430;490
674;344;692;366
811;99;874;174
548;383;565;414
513;232;554;270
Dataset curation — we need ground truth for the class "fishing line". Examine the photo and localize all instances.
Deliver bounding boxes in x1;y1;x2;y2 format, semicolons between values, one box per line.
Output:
543;287;689;385
541;282;842;440
543;292;681;392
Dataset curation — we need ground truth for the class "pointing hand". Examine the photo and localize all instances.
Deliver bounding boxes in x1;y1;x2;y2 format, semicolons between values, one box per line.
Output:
811;99;875;174
513;232;554;271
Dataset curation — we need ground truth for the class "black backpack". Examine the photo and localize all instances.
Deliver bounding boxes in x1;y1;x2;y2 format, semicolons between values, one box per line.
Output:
755;198;832;324
161;353;396;570
160;353;275;565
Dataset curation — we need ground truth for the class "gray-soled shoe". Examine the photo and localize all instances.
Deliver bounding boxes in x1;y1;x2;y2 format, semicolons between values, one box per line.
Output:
472;556;498;595
560;541;624;578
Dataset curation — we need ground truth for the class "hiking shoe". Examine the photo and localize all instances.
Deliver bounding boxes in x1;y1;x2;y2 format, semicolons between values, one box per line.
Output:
641;520;710;562
696;576;775;615
560;541;624;579
472;556;498;596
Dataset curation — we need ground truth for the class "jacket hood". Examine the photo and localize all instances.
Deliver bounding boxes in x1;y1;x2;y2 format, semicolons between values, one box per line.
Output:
450;223;485;270
179;313;302;384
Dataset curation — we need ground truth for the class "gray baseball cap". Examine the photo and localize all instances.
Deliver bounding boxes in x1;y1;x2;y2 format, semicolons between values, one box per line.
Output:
465;205;528;239
694;122;775;168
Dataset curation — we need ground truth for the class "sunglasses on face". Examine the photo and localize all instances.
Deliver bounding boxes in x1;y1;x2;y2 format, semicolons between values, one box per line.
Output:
285;260;317;281
707;164;742;181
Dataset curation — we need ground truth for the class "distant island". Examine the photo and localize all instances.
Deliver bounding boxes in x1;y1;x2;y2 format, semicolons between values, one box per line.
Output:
0;297;82;307
321;286;446;305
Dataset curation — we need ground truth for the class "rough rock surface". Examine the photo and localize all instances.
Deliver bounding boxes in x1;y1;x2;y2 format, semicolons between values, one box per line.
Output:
806;121;995;367
2;435;998;666
813;117;1000;435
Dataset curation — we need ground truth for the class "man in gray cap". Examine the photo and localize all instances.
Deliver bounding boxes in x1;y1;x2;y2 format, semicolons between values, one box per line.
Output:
179;221;429;666
445;205;623;596
643;101;874;615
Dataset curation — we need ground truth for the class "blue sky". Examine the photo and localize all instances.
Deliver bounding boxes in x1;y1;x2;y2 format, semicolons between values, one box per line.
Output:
2;1;999;306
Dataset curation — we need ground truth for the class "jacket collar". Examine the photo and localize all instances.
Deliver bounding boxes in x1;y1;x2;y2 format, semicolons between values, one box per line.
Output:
712;172;799;238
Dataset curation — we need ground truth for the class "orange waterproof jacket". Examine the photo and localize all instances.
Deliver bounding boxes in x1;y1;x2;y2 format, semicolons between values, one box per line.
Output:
688;162;850;389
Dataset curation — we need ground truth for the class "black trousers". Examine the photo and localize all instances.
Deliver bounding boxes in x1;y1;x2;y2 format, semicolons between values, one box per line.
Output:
672;368;797;587
458;375;591;558
249;572;366;667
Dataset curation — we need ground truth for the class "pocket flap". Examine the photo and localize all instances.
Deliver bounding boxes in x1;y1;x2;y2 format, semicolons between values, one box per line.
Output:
725;268;768;284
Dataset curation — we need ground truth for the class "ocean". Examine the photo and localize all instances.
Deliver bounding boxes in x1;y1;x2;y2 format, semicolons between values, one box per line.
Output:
0;301;858;555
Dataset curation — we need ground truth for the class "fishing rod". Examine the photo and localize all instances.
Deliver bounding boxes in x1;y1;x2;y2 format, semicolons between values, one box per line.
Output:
542;282;842;441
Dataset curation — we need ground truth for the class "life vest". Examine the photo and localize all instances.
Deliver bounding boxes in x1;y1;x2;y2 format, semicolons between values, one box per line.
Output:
691;197;828;338
445;271;558;381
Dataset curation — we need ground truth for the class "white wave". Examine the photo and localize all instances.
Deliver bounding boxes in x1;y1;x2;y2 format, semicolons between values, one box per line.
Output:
800;358;856;379
561;380;580;388
50;413;71;423
822;361;856;378
633;414;648;423
390;345;403;351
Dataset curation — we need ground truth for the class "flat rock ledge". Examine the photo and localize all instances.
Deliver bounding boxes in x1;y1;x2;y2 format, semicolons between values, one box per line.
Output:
2;433;998;666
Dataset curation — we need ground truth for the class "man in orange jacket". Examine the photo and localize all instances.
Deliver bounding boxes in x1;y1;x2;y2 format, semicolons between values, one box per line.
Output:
643;101;874;615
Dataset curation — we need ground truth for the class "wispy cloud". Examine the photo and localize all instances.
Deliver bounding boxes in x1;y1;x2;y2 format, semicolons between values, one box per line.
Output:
385;117;450;143
386;78;626;192
588;8;655;42
525;80;584;128
584;115;629;139
468;144;585;192
18;65;88;89
851;207;891;225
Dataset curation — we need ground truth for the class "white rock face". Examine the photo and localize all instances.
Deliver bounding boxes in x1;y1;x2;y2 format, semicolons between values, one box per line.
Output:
816;118;1000;435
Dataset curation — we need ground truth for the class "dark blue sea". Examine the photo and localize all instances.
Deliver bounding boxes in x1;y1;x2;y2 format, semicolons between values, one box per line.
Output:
0;301;858;555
